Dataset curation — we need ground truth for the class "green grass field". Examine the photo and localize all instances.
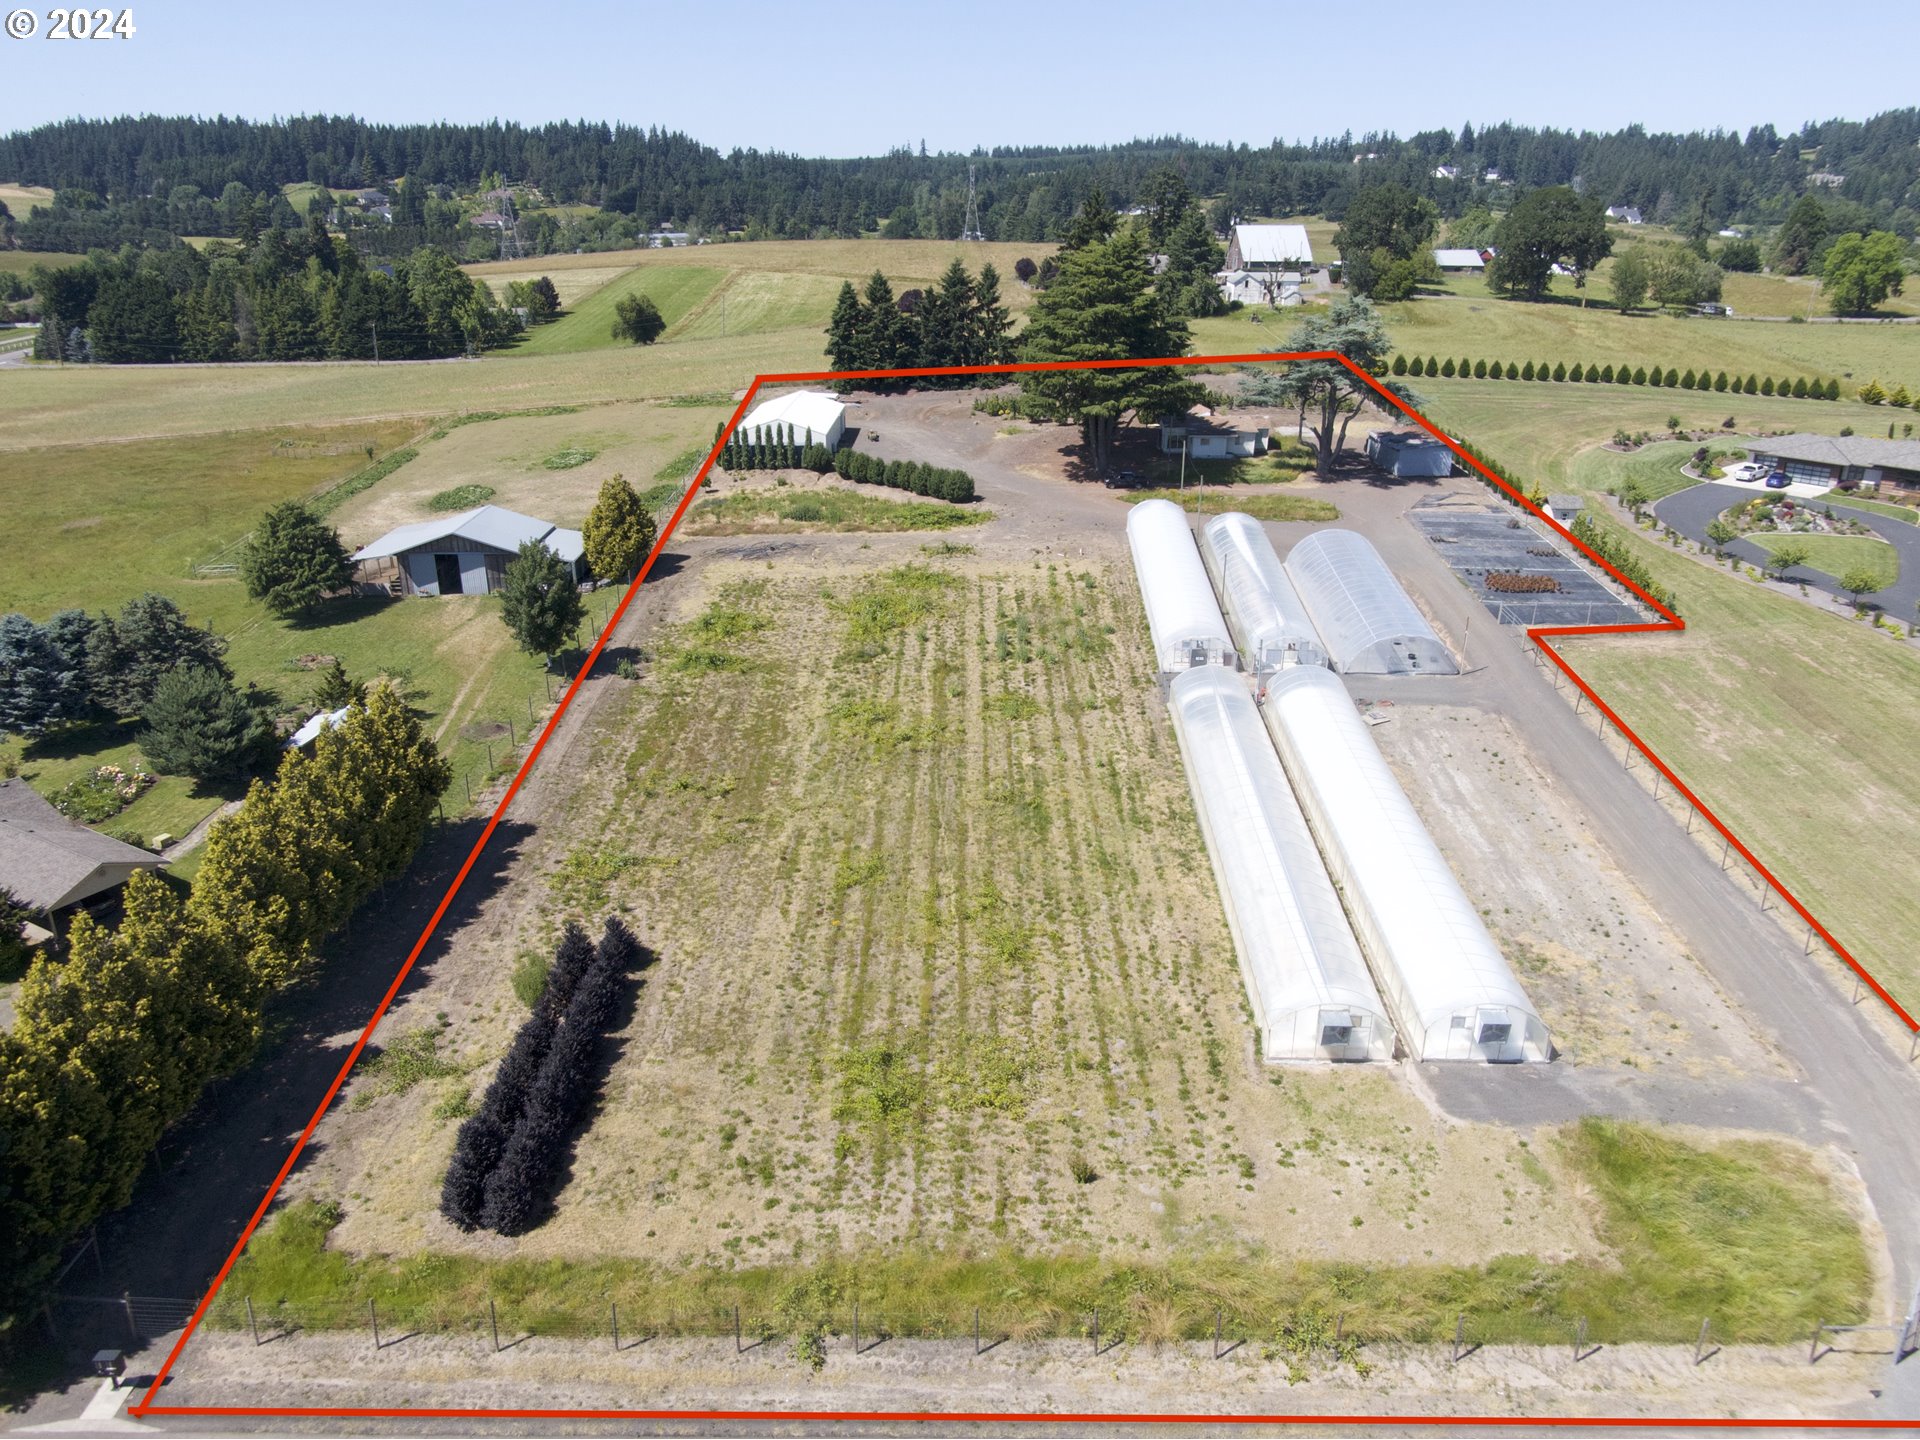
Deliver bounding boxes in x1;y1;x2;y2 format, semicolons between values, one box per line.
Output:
1822;491;1919;524
1749;531;1900;587
210;1117;1864;1348
0;249;79;277
507;266;725;356
1424;386;1920;1011
1123;488;1339;522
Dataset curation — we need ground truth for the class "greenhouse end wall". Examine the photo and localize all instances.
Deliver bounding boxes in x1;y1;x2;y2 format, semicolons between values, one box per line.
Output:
1284;529;1457;676
1126;498;1237;672
1199;512;1330;672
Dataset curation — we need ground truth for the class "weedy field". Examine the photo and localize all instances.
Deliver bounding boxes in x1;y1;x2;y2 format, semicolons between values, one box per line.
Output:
238;550;1869;1351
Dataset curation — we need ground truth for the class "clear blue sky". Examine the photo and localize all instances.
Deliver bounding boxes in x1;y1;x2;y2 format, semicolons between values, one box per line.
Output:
0;0;1906;154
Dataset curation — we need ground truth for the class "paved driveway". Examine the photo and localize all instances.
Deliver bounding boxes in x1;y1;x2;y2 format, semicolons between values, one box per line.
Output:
1655;481;1920;621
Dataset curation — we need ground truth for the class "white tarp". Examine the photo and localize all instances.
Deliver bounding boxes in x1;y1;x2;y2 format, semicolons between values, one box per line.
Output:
1261;667;1552;1062
1170;667;1393;1061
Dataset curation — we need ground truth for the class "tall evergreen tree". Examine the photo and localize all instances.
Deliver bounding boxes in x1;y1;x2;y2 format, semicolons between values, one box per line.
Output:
241;501;352;619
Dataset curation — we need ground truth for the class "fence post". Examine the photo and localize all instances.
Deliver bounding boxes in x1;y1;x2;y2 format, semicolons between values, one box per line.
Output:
1214;1308;1222;1360
1573;1316;1586;1359
527;694;534;726
1695;1317;1712;1364
1452;1312;1465;1363
974;1306;980;1356
507;719;515;747
852;1301;858;1355
1092;1310;1099;1356
490;1298;499;1353
611;1302;619;1352
369;1297;380;1350
1809;1322;1823;1363
122;1291;138;1344
247;1295;258;1346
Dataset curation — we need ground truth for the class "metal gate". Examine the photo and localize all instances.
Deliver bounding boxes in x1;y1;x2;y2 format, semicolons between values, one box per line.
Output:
45;1293;200;1351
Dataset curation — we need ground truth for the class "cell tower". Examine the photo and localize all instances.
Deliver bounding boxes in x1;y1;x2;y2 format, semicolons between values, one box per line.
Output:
960;163;985;242
497;189;526;262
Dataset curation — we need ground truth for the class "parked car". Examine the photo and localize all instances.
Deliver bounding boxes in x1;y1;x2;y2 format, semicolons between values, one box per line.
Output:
1723;461;1765;482
1764;471;1792;489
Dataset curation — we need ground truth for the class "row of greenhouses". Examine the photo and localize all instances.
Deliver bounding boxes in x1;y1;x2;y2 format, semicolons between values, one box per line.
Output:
1128;501;1549;1063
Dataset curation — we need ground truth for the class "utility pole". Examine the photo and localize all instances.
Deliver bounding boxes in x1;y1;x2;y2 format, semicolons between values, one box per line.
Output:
961;162;985;242
370;319;379;364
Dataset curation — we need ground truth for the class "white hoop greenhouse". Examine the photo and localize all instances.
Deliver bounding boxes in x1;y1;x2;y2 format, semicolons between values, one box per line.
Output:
1169;667;1393;1061
1284;529;1457;675
1127;499;1236;671
1199;512;1329;671
1261;667;1552;1062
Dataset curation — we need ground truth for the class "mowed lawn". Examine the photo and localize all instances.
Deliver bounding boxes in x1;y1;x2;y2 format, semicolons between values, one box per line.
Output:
505;266;725;356
1422;386;1920;1013
1749;531;1900;587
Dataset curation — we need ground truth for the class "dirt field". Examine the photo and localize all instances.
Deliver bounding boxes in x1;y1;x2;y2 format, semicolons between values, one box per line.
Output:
300;544;1612;1277
1374;704;1786;1078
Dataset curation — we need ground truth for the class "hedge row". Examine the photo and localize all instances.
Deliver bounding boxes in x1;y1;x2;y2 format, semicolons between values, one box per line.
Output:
722;423;835;475
1392;353;1843;401
831;448;976;503
440;918;646;1236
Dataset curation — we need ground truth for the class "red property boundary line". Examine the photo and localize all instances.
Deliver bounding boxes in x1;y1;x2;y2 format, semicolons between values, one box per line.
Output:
131;351;1918;1428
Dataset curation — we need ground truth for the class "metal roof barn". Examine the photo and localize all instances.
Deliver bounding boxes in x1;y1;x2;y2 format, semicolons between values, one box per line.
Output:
1126;499;1236;671
1284;529;1457;675
1199;512;1328;671
1169;668;1393;1061
738;389;848;450
1261;667;1552;1062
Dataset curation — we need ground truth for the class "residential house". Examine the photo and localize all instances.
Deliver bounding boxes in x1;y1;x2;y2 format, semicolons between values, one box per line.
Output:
1225;224;1315;273
0;778;164;923
1746;433;1920;498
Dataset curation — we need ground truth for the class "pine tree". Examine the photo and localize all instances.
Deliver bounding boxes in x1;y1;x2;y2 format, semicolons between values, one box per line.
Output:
1392;355;1408;376
1714;371;1729;392
825;280;866;382
1761;376;1775;396
1522;360;1536;381
1425;355;1441;377
1600;364;1616;383
241;501;352;619
1473;359;1488;379
581;474;658;583
1552;362;1567;382
141;665;269;780
1506;361;1521;379
499;540;586;658
87;593;230;720
1441;357;1456;378
1743;374;1759;394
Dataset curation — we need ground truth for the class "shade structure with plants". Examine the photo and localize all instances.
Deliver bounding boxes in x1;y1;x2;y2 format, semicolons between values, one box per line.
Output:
1169;666;1393;1061
1283;529;1458;675
1261;667;1551;1062
1125;498;1236;672
1198;512;1329;672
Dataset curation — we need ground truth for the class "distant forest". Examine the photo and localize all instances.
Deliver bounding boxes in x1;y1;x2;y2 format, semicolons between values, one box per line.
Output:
1;111;1917;255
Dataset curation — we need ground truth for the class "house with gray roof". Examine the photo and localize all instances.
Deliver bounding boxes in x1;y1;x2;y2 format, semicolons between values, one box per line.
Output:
0;779;163;917
350;504;587;597
1747;433;1920;499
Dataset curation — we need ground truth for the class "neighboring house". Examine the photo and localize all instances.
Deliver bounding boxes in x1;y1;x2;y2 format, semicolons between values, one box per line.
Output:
470;211;508;230
1482;168;1502;182
350;505;587;596
737;389;848;450
1225;224;1315;272
0;778;163;920
1218;270;1302;307
1432;165;1459;181
1433;248;1486;272
1808;172;1846;188
1745;434;1920;497
1605;206;1644;224
1364;430;1455;479
1544;495;1585;526
1159;410;1270;460
647;230;692;247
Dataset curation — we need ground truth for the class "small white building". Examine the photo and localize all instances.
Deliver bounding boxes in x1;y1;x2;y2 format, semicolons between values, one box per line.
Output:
1432;248;1486;272
737;390;848;451
1160;410;1270;460
350;505;587;597
1605;205;1644;225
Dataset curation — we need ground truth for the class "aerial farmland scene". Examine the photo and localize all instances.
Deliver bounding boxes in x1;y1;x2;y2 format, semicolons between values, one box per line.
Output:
1;5;1918;1436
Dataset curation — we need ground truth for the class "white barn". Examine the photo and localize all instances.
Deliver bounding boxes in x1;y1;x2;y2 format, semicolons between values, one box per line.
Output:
1169;667;1393;1062
350;505;587;597
1261;668;1553;1063
1198;512;1328;671
738;390;848;451
1432;248;1486;272
1225;224;1315;271
1126;499;1236;672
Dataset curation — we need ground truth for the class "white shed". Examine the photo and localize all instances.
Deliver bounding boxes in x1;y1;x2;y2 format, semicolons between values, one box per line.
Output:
1284;530;1457;675
1199;513;1328;671
738;389;847;450
1261;667;1552;1062
1169;667;1393;1062
1126;499;1236;672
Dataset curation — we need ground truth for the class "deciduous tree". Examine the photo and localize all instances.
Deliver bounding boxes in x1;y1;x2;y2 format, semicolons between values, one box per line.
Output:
581;474;658;583
611;292;665;344
1822;232;1906;316
499;540;586;658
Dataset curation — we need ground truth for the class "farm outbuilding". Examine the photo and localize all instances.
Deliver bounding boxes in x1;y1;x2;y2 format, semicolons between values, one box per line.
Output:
1126;499;1237;672
1198;512;1328;671
1225;224;1315;271
1169;667;1394;1062
1284;530;1457;675
1364;430;1455;479
737;390;848;451
1260;668;1553;1063
350;505;587;597
1432;248;1486;272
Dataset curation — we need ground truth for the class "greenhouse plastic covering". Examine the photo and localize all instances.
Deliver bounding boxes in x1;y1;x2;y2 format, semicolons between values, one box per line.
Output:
1168;667;1393;1061
1199;512;1329;671
1284;529;1457;675
1261;667;1552;1062
1126;498;1236;671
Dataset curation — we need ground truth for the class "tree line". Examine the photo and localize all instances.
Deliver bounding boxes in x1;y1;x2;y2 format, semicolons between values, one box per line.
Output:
824;258;1015;386
441;918;646;1236
5;110;1914;248
30;222;520;364
1390;353;1847;400
0;688;451;1326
